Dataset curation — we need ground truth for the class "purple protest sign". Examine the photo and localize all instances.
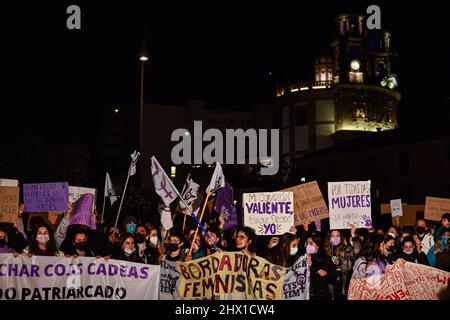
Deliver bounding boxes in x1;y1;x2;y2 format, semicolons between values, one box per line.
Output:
23;182;69;212
70;193;97;229
213;181;237;230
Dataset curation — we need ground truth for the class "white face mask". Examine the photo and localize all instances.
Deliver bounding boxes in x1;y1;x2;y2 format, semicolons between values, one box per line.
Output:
149;236;158;246
290;247;298;256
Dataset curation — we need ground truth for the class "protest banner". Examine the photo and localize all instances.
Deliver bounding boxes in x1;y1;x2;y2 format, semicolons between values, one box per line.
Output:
243;191;294;235
281;255;309;300
69;186;97;211
0;179;19;187
70;194;96;229
328;181;372;229
348;260;450;300
381;203;423;226
282;181;328;225
0;186;20;225
390;199;403;217
169;252;309;300
23;182;69;212
0;254;160;300
214;181;237;230
175;252;284;300
425;196;450;221
159;260;181;300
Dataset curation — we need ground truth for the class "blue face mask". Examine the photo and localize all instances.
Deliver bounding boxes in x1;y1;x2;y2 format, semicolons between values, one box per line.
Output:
123;247;135;255
441;236;449;245
126;224;137;233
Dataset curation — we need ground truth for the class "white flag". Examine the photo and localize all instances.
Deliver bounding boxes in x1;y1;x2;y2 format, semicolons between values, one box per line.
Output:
129;151;141;176
159;205;174;231
151;156;179;206
208;162;225;192
180;178;200;209
104;173;118;206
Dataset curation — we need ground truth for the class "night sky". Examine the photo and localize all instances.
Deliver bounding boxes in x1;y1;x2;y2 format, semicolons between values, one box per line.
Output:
2;1;450;143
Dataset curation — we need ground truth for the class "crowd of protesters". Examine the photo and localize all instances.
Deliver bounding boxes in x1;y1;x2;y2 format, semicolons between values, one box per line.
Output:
0;201;449;300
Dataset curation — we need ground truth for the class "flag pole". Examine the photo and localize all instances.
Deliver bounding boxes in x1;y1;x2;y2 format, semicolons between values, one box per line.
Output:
100;192;106;225
188;189;212;255
179;173;191;233
152;157;218;251
113;171;130;232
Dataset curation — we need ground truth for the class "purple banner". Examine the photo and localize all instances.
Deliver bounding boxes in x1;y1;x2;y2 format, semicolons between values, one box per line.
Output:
23;182;69;212
70;193;96;229
214;181;237;230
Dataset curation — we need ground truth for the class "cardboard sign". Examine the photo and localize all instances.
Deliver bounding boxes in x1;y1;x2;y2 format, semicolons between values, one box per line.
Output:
328;181;372;229
26;212;64;232
0;186;20;225
425;197;450;222
381;203;423;226
70;194;96;229
390;199;403;217
0;179;19;187
282;181;328;225
243;191;294;235
23;182;69;212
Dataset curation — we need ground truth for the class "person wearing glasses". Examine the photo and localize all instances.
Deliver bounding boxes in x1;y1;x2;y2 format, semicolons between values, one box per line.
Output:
394;236;429;266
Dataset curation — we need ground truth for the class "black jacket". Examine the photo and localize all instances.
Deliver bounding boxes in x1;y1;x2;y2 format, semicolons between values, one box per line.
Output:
395;250;429;266
309;253;337;300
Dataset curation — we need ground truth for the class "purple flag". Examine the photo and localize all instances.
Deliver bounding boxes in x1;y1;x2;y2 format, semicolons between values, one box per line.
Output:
70;193;97;229
23;182;69;212
214;181;237;230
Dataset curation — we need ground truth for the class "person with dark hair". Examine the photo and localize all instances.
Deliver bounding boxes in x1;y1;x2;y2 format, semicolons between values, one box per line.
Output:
22;223;64;257
235;226;256;256
274;233;299;268
415;218;434;255
0;226;18;256
384;234;397;264
262;236;281;264
203;226;223;256
164;231;186;262
64;229;95;257
351;233;387;279
434;213;450;242
111;233;143;263
428;230;450;268
306;233;337;300
123;216;138;234
395;236;429;265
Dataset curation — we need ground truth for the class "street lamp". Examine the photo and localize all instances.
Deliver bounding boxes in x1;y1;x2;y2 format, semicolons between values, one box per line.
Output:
139;46;149;153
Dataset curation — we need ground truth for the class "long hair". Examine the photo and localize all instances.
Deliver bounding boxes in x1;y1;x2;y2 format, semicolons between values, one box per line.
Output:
324;230;345;256
358;233;385;262
29;223;59;256
114;233;142;262
275;233;297;267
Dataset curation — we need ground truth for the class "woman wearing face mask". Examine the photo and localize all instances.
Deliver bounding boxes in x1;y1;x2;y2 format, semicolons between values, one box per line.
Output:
164;232;186;262
383;235;397;264
123;216;138;234
64;229;95;258
22;224;64;257
395;237;429;265
306;234;337;300
135;225;160;265
274;233;300;268
428;231;450;268
112;233;143;263
324;230;344;300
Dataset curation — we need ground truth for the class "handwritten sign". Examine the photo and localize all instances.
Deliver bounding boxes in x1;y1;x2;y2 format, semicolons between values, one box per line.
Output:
390;199;403;217
348;260;450;300
0;186;20;225
282;181;328;225
0;179;19;187
425;197;450;222
23;182;69;212
243;191;294;235
381;203;422;226
328;181;372;229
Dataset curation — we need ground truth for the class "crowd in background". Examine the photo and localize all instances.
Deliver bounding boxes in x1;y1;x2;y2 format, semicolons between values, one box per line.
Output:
0;202;449;300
